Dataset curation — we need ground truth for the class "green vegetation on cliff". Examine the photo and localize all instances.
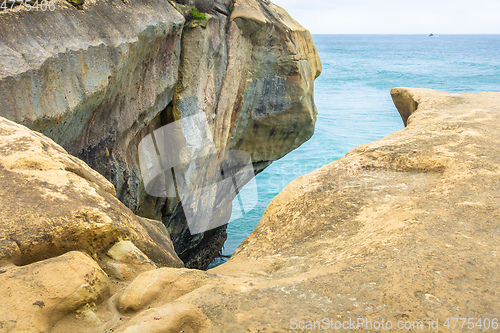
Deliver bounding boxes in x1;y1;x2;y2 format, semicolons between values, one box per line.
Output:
191;7;206;21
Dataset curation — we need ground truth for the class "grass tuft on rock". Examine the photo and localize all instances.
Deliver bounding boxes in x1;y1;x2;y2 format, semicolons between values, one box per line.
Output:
66;0;84;9
191;7;206;21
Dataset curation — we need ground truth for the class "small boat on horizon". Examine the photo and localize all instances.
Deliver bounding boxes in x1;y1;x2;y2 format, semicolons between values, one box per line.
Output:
429;33;440;37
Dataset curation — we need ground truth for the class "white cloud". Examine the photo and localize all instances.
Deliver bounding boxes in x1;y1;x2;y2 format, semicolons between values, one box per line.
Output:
271;0;500;34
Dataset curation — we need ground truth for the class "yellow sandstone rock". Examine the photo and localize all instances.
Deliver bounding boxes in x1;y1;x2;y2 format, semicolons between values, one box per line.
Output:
0;117;183;269
0;251;109;333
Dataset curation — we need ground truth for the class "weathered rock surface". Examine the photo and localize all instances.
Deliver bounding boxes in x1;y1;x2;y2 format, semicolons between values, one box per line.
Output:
0;0;321;268
105;240;159;281
0;117;182;268
0;251;109;333
210;88;499;329
49;88;498;332
116;268;216;314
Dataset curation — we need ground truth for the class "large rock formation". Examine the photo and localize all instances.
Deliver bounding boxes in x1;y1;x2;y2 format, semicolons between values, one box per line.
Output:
0;117;182;268
49;88;499;332
0;251;110;333
0;0;321;268
0;117;182;332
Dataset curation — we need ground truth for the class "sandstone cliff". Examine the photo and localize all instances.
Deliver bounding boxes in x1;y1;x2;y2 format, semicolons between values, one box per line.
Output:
0;0;321;268
45;88;496;332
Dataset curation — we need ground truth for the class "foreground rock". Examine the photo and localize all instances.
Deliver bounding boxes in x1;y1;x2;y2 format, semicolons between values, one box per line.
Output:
0;117;182;268
0;0;321;268
50;88;498;332
0;252;109;332
0;118;182;332
212;88;499;329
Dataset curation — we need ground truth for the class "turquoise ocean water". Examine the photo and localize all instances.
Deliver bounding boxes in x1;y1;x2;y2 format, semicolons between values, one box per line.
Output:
210;34;500;268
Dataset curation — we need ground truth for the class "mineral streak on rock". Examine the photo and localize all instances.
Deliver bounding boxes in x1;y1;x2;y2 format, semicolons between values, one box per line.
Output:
0;0;322;268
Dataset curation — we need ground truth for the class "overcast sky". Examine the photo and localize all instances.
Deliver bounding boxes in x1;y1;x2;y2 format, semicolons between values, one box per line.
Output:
271;0;500;34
